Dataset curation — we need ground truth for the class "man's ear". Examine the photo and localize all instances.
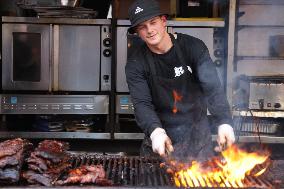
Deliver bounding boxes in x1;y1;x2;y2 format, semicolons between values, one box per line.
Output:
160;15;167;22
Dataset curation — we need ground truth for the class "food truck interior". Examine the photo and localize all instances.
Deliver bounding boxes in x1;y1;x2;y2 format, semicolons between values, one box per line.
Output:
0;0;284;188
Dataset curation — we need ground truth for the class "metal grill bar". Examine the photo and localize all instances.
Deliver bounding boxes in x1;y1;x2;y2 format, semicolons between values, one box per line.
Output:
69;155;274;188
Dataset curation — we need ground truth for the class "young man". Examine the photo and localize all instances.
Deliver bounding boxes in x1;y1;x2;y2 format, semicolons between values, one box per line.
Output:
125;0;235;160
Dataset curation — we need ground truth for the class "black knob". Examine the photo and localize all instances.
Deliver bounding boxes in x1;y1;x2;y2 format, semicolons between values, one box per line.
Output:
103;49;111;57
214;49;223;57
213;59;222;67
103;38;111;47
103;75;109;80
274;103;281;109
258;99;264;109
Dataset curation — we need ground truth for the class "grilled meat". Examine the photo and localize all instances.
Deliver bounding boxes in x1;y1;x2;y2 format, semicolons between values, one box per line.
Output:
22;170;55;187
0;138;33;159
0;168;20;183
0;138;33;184
22;140;71;186
55;165;112;186
37;140;69;154
27;153;48;171
0;155;19;169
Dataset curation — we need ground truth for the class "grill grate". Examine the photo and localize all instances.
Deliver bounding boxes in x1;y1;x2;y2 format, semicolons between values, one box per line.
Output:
69;154;275;188
69;154;172;187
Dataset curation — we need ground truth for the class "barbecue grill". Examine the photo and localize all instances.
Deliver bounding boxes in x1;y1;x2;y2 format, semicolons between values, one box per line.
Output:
4;153;281;189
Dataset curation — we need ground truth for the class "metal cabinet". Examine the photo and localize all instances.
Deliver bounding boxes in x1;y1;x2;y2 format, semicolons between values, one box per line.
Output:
227;0;284;143
0;17;112;140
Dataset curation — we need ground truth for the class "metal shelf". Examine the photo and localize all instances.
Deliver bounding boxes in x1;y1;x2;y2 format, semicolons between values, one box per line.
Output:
214;135;284;144
0;132;111;140
233;110;284;118
115;133;284;144
1;132;283;143
2;16;111;25
233;136;284;144
114;133;145;140
117;19;225;27
236;56;284;61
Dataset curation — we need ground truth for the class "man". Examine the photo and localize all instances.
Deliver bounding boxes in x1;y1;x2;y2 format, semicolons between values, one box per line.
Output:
125;0;235;160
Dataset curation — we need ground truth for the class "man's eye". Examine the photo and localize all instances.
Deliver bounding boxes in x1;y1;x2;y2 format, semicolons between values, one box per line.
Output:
151;20;157;24
137;26;144;30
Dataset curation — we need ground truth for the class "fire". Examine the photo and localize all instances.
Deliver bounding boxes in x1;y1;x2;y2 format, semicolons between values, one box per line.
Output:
172;90;182;114
170;144;270;188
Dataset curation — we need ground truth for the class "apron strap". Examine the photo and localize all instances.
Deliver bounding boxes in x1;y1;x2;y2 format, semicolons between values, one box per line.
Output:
169;33;188;67
144;33;188;76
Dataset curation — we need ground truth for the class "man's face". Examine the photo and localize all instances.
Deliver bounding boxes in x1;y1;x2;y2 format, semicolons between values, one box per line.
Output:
135;16;167;47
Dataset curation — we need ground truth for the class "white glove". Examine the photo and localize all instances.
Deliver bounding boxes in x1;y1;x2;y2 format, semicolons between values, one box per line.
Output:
215;124;235;152
150;128;174;157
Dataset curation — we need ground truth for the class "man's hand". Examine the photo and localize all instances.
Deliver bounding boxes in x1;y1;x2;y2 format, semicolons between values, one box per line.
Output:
150;128;174;157
215;124;235;152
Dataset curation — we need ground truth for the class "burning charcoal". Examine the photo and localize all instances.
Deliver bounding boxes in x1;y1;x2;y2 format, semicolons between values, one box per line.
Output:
160;162;176;174
55;165;112;186
169;144;272;188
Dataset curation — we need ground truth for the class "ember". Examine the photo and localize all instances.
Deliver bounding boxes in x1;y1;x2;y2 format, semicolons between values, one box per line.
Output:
168;144;271;188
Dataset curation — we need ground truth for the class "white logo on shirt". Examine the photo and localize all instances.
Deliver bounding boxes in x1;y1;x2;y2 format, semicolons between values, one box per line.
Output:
135;7;143;14
187;66;192;73
174;66;193;77
174;66;184;77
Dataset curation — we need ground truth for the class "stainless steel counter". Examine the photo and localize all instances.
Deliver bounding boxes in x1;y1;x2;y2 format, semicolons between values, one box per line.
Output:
2;16;111;25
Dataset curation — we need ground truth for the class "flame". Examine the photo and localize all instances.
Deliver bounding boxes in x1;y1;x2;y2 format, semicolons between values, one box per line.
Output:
172;90;182;114
171;144;270;188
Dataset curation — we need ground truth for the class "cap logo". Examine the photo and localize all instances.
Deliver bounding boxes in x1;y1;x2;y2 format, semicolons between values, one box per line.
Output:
134;6;143;14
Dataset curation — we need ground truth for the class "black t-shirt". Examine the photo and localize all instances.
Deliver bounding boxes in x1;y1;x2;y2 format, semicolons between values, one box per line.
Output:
151;46;180;79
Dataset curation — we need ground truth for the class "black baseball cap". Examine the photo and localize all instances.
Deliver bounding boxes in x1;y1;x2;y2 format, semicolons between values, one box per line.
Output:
128;0;167;34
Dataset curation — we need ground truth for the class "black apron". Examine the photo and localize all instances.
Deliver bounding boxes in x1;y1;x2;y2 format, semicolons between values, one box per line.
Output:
140;34;213;161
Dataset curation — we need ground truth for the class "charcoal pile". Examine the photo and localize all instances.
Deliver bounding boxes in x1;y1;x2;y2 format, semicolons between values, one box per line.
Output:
0;138;33;185
22;140;71;186
55;165;112;186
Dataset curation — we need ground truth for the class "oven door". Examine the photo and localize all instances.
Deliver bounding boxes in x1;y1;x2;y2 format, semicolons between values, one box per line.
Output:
116;26;144;92
2;23;51;91
56;25;102;91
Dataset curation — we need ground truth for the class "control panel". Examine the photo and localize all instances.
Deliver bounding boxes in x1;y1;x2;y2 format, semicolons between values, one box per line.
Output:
249;82;284;110
116;95;134;114
0;95;109;114
101;25;112;91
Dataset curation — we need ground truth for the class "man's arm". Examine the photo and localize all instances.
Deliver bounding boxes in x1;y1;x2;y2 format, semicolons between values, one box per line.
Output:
125;58;174;156
196;47;232;126
195;43;235;149
125;58;162;137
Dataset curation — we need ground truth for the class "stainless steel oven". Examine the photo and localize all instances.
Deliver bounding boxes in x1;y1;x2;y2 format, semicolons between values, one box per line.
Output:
2;16;111;92
1;17;111;114
2;22;50;90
